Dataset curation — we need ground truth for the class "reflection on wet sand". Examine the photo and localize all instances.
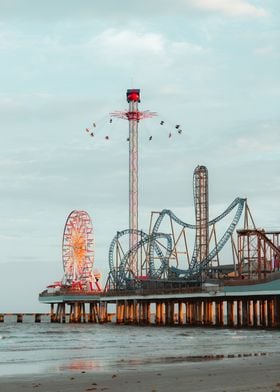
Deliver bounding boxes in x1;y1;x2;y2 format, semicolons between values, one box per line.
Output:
58;359;103;372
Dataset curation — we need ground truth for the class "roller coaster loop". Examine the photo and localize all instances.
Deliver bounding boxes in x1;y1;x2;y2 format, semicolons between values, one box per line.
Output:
109;229;172;287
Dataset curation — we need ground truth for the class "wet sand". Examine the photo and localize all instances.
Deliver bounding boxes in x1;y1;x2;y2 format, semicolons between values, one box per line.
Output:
1;354;280;392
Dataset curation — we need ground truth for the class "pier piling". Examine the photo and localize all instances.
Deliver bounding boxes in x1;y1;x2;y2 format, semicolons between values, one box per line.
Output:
34;287;280;329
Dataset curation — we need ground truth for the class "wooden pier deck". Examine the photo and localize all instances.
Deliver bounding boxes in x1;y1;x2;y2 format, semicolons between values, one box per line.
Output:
36;278;280;328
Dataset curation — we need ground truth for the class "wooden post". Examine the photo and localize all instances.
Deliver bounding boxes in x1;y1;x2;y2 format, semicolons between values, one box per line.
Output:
248;300;253;327
189;301;194;325
116;301;121;324
156;302;160;325
128;301;132;323
140;302;144;324
192;302;197;325
186;302;190;325
203;301;207;325
69;304;74;323
61;303;66;323
121;301;125;324
123;300;128;324
237;300;242;328
274;296;280;328
50;303;55;323
133;300;138;324
103;302;107;323
139;302;144;325
56;304;61;323
261;300;267;328
209;301;214;325
227;301;234;328
267;298;273;328
220;301;224;327
82;303;86;323
94;303;99;323
242;300;248;327
178;302;184;325
93;303;97;323
88;303;93;323
143;302;148;324
147;302;151;325
215;302;220;326
160;302;165;325
253;300;258;328
73;303;78;323
169;302;174;325
35;313;41;323
17;314;23;323
165;302;170;325
196;301;202;325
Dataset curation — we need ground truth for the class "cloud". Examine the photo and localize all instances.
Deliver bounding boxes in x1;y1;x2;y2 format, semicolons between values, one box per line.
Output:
92;29;165;55
254;45;274;56
89;29;205;69
203;121;280;171
0;23;206;77
231;123;280;155
184;0;268;17
0;0;269;23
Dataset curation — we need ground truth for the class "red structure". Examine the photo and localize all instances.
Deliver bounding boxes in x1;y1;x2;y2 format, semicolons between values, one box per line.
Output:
237;229;280;279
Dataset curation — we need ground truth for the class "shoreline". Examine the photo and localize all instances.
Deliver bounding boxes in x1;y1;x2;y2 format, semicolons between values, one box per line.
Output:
1;354;280;392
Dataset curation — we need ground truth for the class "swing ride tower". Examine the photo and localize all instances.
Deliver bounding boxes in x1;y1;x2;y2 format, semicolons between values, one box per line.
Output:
110;89;156;276
127;89;140;275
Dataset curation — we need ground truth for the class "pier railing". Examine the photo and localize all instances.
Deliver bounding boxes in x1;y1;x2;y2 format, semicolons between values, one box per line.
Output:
103;286;212;297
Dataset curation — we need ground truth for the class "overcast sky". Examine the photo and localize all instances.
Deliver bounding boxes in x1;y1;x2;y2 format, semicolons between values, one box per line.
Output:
0;0;279;311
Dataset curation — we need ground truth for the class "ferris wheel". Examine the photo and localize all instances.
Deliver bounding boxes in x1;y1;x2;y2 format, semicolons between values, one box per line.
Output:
62;210;99;290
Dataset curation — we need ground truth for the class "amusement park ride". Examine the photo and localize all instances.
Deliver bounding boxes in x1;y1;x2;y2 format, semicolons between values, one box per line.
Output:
45;89;280;296
47;210;102;293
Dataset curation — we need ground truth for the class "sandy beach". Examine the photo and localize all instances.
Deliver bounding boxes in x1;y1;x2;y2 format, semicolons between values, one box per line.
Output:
1;354;280;392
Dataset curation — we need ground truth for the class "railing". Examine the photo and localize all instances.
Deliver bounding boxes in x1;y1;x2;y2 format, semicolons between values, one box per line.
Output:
39;271;280;300
39;286;216;299
102;286;213;297
39;289;101;297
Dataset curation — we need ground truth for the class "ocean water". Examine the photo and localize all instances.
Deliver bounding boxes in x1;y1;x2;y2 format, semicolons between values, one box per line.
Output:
1;318;280;376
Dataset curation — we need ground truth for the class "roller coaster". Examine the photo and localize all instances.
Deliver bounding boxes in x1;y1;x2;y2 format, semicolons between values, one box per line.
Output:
107;165;249;290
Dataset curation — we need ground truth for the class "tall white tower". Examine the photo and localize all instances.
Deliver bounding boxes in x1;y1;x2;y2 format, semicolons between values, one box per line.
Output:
127;89;140;274
111;90;156;277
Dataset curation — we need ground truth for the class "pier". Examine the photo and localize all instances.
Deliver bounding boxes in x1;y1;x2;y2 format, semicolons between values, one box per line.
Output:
38;278;280;328
0;313;50;323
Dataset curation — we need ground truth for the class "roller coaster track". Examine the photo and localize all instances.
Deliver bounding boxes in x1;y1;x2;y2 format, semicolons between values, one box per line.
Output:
109;198;246;285
151;198;245;232
109;229;172;286
150;198;246;278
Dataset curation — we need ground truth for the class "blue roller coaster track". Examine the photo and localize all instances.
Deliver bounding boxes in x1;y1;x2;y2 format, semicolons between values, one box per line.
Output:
108;229;172;288
108;198;246;287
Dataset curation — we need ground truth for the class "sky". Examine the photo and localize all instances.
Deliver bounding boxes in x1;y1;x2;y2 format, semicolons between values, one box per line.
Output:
0;0;279;311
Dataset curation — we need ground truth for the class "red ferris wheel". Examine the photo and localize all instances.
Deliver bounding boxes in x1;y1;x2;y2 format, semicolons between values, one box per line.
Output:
62;210;101;291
